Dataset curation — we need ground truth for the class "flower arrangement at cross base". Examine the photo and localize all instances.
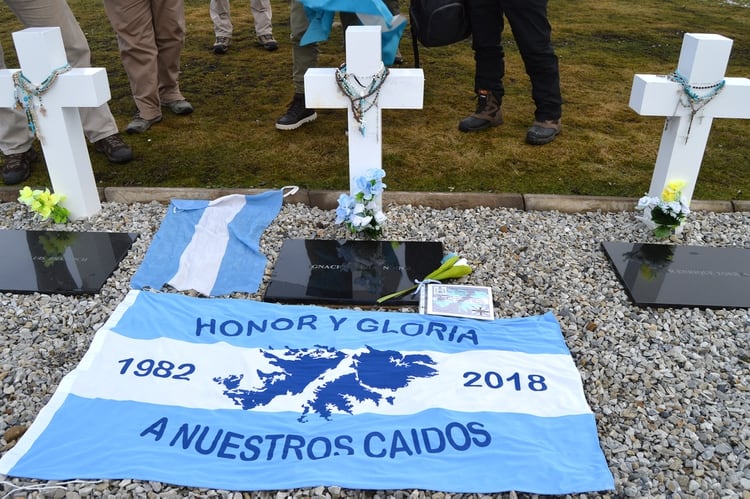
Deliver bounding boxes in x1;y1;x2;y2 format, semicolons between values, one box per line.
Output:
335;168;387;239
635;180;690;239
18;186;70;224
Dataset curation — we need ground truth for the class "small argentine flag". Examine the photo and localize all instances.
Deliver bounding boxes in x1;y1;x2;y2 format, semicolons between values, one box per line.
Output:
298;0;407;65
130;191;283;296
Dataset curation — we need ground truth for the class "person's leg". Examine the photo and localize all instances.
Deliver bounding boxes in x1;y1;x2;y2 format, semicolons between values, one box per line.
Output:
210;0;233;53
0;39;39;185
276;0;317;129
249;0;272;37
458;0;505;132
382;0;404;63
251;0;277;50
152;0;188;107
103;0;163;121
290;0;316;94
469;0;505;98
503;0;562;122
504;0;561;144
0;39;34;156
210;0;233;38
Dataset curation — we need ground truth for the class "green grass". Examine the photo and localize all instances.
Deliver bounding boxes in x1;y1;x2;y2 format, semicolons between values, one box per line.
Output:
1;0;749;199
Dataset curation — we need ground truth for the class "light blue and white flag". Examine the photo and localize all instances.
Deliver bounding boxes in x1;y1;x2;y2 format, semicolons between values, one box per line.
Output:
298;0;406;65
130;192;283;296
0;290;614;494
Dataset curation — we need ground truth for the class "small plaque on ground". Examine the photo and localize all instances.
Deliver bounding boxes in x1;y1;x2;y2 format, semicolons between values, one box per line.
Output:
0;230;138;295
602;241;750;309
264;239;444;306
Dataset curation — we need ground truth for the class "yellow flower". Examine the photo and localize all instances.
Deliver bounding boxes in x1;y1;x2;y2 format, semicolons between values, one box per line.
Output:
661;179;686;202
17;186;70;223
30;197;44;212
18;186;35;205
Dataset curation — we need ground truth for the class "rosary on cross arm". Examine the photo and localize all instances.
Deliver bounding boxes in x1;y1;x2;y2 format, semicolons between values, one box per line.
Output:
12;64;72;143
667;70;725;143
335;62;389;136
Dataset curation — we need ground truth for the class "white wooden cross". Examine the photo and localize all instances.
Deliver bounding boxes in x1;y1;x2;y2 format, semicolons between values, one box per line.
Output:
629;33;750;205
305;25;424;208
0;27;109;220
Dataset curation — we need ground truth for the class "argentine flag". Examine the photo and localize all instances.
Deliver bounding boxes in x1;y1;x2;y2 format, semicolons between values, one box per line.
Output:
130;192;283;296
298;0;407;65
0;290;614;494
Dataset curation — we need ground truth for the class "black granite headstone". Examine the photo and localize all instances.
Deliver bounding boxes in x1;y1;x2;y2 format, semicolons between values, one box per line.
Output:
602;241;750;308
264;239;444;305
0;230;138;295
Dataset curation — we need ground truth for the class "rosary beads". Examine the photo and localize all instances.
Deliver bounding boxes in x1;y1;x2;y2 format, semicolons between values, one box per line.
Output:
667;70;725;142
12;64;72;142
335;62;389;136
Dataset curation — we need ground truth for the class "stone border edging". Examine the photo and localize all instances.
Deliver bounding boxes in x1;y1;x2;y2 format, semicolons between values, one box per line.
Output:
0;186;747;213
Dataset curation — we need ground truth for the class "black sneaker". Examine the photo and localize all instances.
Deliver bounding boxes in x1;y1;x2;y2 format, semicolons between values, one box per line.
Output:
2;147;39;185
94;133;134;164
275;93;317;130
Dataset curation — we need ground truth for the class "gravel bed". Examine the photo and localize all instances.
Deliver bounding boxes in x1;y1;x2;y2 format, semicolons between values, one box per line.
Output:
1;200;748;499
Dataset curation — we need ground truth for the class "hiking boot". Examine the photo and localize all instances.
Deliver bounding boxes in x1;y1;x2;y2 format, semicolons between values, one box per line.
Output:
213;36;231;54
94;133;134;164
126;113;163;134
526;119;562;145
275;93;317;130
163;100;194;115
2;147;39;185
458;90;503;132
258;34;278;51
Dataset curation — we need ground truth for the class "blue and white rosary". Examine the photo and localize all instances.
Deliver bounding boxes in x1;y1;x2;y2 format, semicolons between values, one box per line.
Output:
335;62;389;136
12;64;72;142
667;70;726;142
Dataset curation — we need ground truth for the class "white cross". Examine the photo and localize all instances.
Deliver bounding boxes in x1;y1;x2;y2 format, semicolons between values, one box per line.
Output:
629;33;750;206
304;25;424;208
0;27;110;220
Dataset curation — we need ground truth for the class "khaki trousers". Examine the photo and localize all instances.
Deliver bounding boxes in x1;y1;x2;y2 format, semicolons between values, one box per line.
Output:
210;0;273;39
103;0;186;120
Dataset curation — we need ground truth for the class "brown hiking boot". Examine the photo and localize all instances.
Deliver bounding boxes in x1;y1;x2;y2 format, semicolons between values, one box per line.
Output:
2;147;39;185
94;133;134;164
213;36;231;54
258;34;278;52
458;90;503;132
526;119;562;145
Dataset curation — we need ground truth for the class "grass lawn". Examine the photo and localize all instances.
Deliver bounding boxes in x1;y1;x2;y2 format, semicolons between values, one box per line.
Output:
1;0;748;200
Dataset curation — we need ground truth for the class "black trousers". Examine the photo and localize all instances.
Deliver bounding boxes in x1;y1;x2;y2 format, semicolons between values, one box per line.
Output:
467;0;562;121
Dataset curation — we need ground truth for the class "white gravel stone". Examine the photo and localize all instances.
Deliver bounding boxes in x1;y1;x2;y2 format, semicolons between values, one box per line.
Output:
0;200;748;498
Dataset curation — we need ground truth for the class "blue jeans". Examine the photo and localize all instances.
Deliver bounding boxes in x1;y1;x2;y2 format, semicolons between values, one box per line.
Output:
467;0;562;121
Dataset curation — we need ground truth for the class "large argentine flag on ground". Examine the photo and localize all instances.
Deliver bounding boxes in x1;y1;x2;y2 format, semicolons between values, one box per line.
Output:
131;191;283;296
0;290;614;494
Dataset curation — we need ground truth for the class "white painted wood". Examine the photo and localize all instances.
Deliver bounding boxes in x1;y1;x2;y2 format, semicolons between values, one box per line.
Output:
305;25;424;207
0;28;110;219
629;33;750;205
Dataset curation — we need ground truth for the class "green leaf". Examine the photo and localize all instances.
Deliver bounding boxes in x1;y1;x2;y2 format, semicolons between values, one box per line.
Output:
653;226;672;239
